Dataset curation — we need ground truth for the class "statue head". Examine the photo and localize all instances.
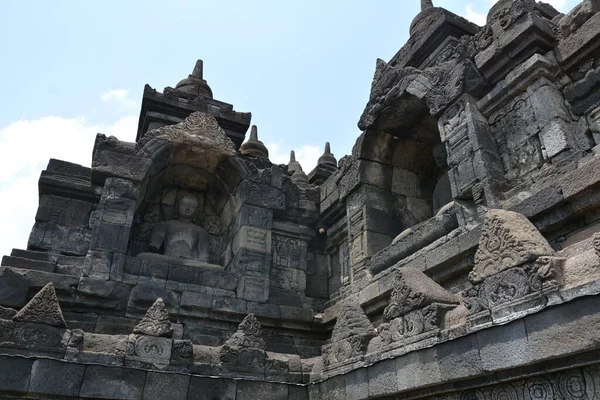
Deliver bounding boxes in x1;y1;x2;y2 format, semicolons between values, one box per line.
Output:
176;193;200;221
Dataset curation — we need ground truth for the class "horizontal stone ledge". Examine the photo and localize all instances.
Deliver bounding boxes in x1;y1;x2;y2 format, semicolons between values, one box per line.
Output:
0;354;310;400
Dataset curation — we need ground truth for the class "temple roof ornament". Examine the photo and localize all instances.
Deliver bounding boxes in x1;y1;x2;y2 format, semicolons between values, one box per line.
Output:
240;125;269;159
174;59;214;99
288;150;309;186
410;0;439;35
317;142;337;169
421;0;433;10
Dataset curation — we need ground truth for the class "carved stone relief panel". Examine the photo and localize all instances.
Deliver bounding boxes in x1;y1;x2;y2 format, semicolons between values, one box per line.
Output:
489;94;543;182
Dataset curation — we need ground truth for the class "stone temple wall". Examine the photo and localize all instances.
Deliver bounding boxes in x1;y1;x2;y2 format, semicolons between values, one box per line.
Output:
2;0;600;399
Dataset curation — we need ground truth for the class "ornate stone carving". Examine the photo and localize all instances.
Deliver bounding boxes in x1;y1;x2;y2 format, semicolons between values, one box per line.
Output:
530;256;565;289
132;298;173;338
12;283;66;328
171;339;193;364
460;284;486;315
220;314;266;370
482;268;530;307
487;0;536;30
137;111;235;160
357;59;422;131
12;323;65;349
382;267;459;322
429;365;597;400
593;232;600;257
273;235;307;270
0;319;14;342
322;303;376;367
471;209;554;283
125;333;172;366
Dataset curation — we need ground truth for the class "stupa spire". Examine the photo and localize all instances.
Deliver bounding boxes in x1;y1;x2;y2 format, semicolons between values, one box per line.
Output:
250;125;258;141
317;142;337;169
191;59;204;79
421;0;434;10
239;125;269;159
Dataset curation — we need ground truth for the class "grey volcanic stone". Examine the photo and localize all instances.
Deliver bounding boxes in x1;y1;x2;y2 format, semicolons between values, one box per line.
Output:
0;275;28;307
80;365;146;400
0;356;33;392
29;359;85;397
143;372;190;400
188;376;237;400
236;380;289;400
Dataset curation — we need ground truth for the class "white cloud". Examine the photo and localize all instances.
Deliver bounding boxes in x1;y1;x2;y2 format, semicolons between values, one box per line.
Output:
0;115;138;257
100;89;137;110
464;3;487;26
266;142;323;173
462;0;571;25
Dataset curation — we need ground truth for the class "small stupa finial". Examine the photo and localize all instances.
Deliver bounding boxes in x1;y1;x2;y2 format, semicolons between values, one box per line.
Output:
250;125;258;141
318;142;337;169
421;0;434;10
192;59;204;79
290;150;296;162
240;125;269;159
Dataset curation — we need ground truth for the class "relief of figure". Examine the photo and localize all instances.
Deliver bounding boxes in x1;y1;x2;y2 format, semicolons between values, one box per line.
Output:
138;192;219;268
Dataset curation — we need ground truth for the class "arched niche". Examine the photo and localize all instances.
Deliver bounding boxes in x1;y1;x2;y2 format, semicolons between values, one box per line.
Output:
355;105;448;233
126;112;246;267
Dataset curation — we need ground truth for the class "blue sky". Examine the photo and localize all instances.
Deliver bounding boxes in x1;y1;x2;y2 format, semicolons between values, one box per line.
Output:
0;0;579;256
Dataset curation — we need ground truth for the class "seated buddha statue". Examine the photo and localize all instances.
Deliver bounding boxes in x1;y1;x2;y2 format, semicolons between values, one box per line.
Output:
137;193;221;269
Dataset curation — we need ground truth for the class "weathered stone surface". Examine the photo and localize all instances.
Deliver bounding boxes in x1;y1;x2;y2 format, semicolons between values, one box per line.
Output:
0;356;33;392
132;298;173;338
188;376;237;400
236;380;289;400
13;282;66;328
322;302;376;368
0;276;28;307
471;209;554;282
80;365;146;400
143;372;190;400
126;285;180;316
382;267;459;321
4;5;600;399
29;359;85;397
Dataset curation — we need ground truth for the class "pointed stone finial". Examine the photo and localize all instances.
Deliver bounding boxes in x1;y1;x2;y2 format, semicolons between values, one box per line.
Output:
191;59;204;79
288;150;302;174
250;125;258;141
240;125;269;158
318;142;338;169
13;282;66;328
421;0;433;10
133;298;173;338
222;314;265;350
